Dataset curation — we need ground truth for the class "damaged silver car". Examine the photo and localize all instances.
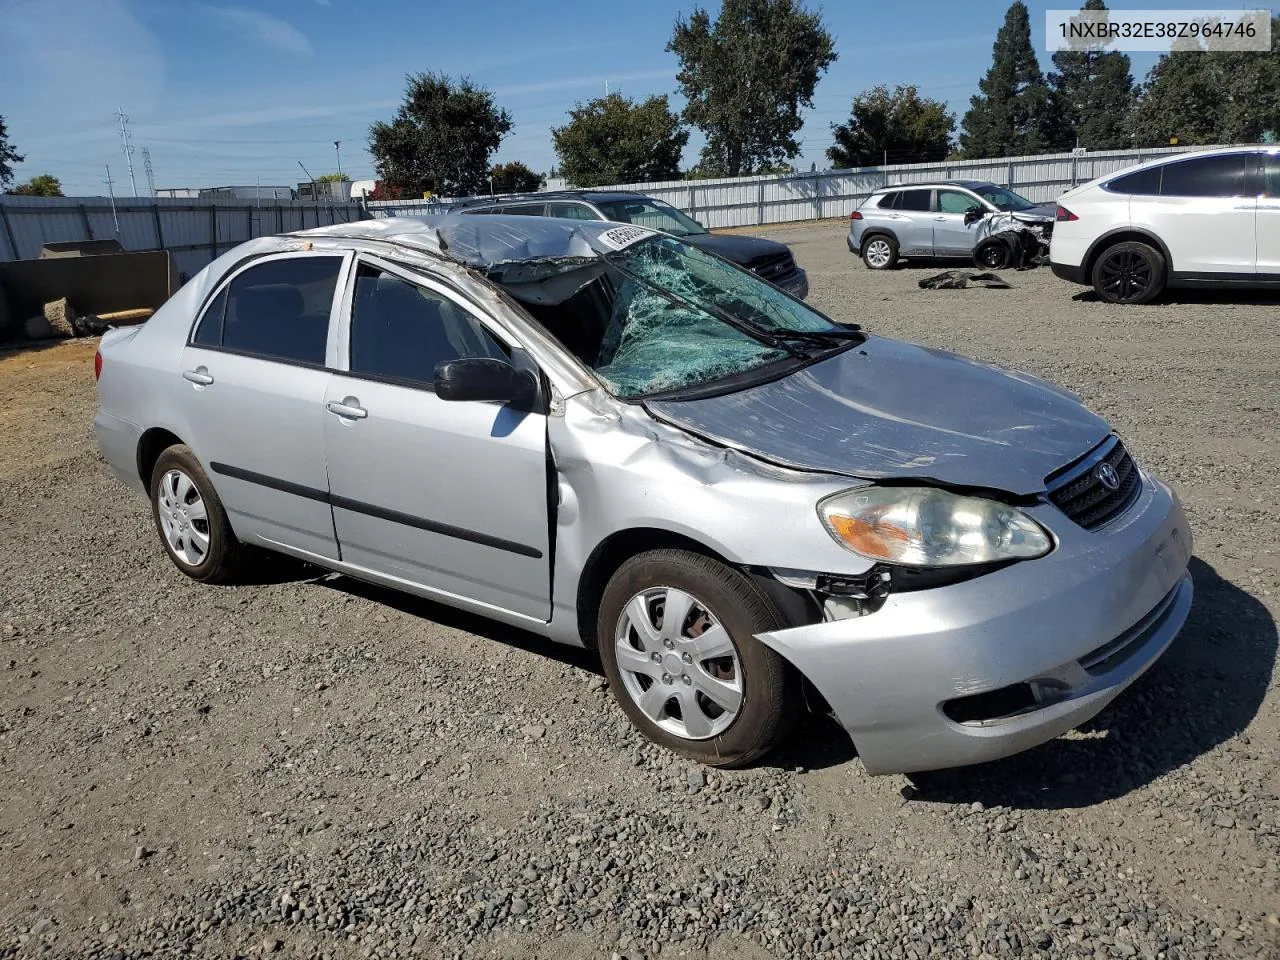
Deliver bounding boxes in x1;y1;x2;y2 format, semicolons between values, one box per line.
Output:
93;215;1194;775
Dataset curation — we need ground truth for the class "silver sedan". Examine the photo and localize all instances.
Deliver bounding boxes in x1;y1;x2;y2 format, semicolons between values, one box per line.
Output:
93;215;1193;773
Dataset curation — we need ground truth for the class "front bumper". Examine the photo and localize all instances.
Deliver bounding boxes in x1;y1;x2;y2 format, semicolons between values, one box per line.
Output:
757;476;1194;775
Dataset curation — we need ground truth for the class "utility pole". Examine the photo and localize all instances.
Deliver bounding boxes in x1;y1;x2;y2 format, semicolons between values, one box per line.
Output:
333;140;343;178
104;165;120;235
142;147;156;197
298;159;318;201
114;107;138;197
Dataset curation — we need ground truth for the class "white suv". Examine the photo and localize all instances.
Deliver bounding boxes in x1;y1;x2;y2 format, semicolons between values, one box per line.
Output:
1051;145;1280;304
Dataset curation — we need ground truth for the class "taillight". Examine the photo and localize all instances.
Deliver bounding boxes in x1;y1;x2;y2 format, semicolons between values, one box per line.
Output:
94;349;103;381
849;210;863;220
1056;205;1079;222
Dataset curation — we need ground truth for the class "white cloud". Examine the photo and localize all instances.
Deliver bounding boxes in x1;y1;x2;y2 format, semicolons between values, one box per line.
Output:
196;5;314;56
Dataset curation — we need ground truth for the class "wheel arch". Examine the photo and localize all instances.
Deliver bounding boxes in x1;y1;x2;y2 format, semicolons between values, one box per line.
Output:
574;528;734;650
859;227;899;247
1084;228;1172;281
136;427;186;490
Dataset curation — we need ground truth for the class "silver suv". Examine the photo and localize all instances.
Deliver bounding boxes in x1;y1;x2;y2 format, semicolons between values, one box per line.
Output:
848;180;1056;270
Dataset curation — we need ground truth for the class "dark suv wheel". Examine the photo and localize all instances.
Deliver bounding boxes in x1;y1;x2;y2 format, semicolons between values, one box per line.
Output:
1091;240;1167;304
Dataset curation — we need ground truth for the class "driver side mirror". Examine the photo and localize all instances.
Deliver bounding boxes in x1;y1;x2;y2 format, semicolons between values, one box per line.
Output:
963;205;986;226
434;357;537;408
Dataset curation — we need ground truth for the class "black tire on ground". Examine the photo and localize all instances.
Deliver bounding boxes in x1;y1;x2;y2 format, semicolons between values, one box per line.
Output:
860;234;899;270
596;548;801;768
973;237;1013;271
149;444;248;584
1091;240;1167;304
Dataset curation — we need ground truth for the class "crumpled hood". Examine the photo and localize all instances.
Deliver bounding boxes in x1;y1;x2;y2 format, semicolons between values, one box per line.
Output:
645;336;1111;495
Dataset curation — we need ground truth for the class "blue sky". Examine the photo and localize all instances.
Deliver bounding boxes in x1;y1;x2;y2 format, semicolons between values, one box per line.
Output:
1;0;1275;196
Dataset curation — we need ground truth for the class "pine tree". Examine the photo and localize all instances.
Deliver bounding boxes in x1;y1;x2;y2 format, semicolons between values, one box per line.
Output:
960;1;1068;158
1048;0;1136;150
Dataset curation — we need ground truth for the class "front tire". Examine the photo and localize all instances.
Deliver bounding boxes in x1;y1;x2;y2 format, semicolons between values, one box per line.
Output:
860;235;898;270
973;237;1012;271
597;549;800;768
149;445;246;584
1091;240;1166;304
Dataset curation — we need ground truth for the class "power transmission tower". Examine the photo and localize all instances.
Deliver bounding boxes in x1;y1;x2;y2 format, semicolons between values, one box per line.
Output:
142;147;156;197
114;107;139;197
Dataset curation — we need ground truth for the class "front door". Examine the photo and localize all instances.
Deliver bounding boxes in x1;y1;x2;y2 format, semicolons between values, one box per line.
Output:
933;188;984;255
322;258;552;620
178;252;347;560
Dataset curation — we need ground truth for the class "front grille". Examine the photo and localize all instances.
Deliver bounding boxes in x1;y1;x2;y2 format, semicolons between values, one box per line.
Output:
1045;435;1142;529
752;252;796;282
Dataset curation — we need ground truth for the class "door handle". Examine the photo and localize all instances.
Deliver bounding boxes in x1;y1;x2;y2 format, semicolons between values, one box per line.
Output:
326;398;367;420
932;216;948;221
182;367;214;386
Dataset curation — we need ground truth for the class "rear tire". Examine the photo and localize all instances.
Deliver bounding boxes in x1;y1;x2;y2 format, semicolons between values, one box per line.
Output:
860;235;898;270
149;445;247;584
1091;240;1166;304
597;549;800;768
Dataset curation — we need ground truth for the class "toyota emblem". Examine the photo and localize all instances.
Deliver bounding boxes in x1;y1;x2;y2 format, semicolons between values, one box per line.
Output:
1094;461;1120;491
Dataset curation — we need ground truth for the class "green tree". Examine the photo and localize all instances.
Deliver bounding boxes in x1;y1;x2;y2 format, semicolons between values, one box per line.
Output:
369;72;512;197
552;93;688;187
1048;0;1136;150
0;115;23;189
828;84;955;168
8;173;62;196
316;172;350;182
489;161;545;193
668;0;836;176
1130;14;1280;146
960;1;1068;158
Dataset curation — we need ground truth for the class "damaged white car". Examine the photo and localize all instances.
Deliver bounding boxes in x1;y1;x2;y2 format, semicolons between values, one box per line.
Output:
93;215;1194;774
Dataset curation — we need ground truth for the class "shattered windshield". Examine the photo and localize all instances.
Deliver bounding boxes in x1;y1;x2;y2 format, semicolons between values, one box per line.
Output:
975;185;1036;211
595;199;709;237
545;235;846;399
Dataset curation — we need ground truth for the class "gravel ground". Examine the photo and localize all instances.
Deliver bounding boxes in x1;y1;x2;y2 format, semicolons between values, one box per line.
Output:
1;219;1277;960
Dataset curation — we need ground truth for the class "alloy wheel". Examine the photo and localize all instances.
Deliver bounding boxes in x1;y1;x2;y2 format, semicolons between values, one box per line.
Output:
1099;249;1153;302
613;586;743;740
865;239;891;268
156;468;211;566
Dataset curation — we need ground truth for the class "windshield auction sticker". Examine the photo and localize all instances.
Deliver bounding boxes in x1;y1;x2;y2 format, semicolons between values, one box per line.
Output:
1046;9;1271;52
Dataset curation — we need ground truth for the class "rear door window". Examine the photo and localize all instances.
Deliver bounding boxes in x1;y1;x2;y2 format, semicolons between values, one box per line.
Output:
1158;154;1251;197
1263;153;1280;197
898;189;931;212
348;264;508;387
499;203;546;216
547;202;600;220
211;256;343;365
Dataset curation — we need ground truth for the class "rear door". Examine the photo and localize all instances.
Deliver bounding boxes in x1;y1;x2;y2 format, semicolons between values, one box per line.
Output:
1257;150;1280;276
179;252;348;559
1133;153;1256;275
892;188;935;255
933;188;985;255
322;257;552;620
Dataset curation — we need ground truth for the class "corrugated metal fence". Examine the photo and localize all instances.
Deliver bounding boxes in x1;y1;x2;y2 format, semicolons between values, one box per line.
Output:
368;144;1222;229
0;195;367;280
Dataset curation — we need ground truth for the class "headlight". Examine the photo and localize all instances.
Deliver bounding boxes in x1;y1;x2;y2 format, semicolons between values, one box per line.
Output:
818;486;1051;567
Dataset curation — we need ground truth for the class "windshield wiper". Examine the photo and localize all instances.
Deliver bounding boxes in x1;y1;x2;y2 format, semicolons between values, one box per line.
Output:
767;326;864;348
